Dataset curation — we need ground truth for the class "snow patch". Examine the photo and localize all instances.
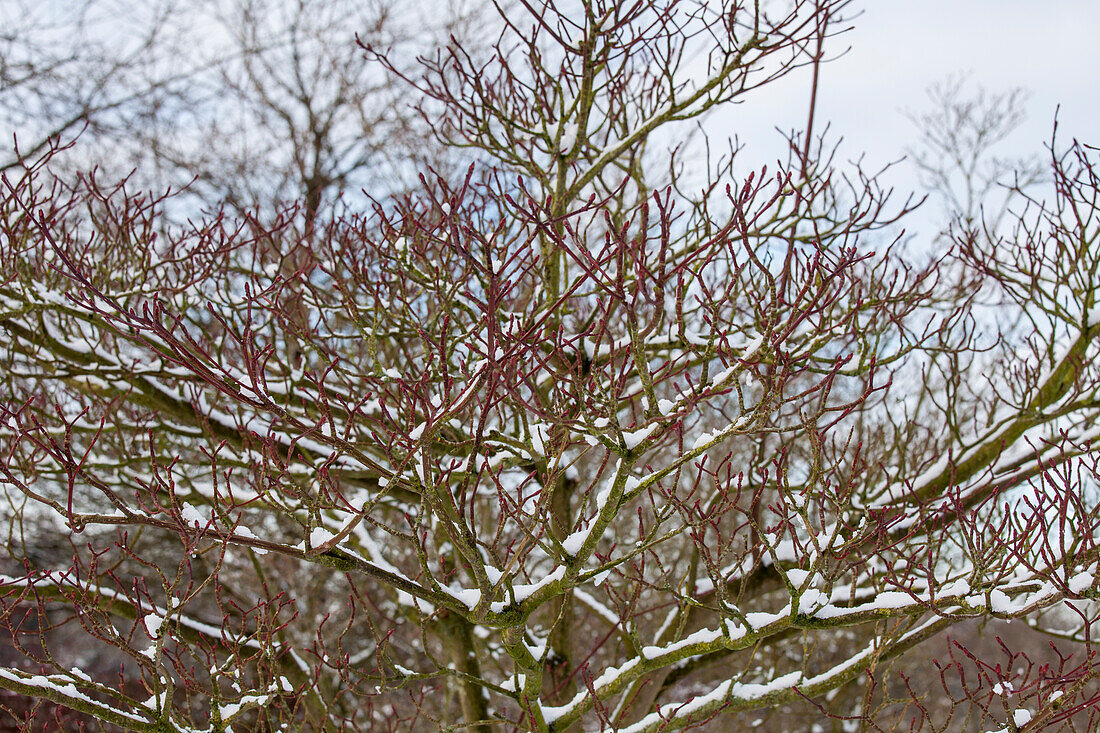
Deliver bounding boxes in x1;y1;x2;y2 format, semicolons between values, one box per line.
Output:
942;578;970;596
234;525;268;555
447;588;482;610
179;503;206;526
787;569;810;587
691;432;713;451
144;612;166;638
744;610;786;629
1069;570;1094;594
798;588;829;615
310;527;337;548
500;673;526;693
561;528;590;556
558;122;578;153
621;424;657;450
989;589;1014;613
219;693;272;722
529;422;550;457
874;591;914;609
512;566;565;602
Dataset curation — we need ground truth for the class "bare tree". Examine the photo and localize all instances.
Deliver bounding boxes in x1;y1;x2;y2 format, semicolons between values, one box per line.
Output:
0;0;192;173
3;0;464;222
1;2;1099;732
907;74;1046;236
131;0;466;224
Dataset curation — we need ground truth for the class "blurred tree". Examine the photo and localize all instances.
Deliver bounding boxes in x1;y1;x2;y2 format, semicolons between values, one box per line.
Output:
0;0;185;173
2;0;466;220
906;74;1045;235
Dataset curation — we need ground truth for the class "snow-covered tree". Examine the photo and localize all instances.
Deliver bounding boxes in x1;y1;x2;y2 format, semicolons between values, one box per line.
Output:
2;1;1100;730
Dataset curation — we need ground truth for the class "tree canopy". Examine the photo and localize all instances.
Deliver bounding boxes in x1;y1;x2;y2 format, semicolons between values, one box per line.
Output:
2;1;1100;730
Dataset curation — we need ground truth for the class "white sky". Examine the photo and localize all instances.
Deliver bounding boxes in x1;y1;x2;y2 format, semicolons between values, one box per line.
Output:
710;0;1100;223
827;0;1099;160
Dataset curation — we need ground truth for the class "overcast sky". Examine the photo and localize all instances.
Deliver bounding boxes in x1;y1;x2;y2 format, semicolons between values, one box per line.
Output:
708;0;1100;227
828;1;1098;158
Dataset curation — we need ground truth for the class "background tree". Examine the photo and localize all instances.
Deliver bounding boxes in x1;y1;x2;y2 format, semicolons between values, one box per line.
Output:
3;1;1100;731
906;74;1046;237
3;0;464;219
130;0;468;225
0;0;185;174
